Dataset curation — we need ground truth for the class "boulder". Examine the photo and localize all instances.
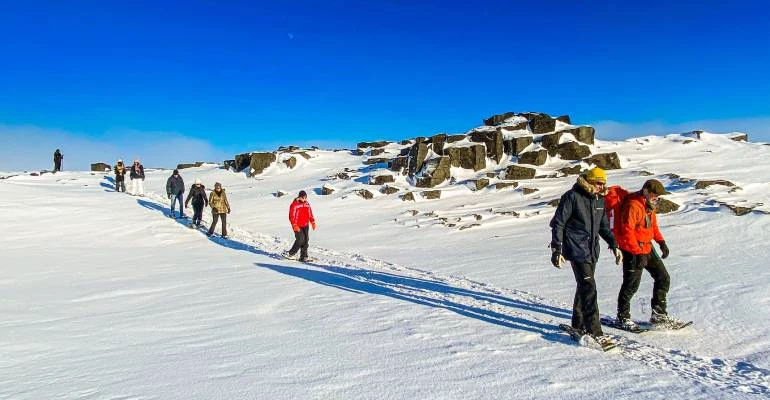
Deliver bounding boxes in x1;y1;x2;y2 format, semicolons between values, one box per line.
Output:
223;160;236;170
729;133;748;142
321;184;335;195
275;190;289;198
504;165;536;180
559;126;595;145
499;121;529;131
469;129;504;163
363;157;390;165
278;145;300;152
558;165;583;176
400;192;416;201
90;162;111;172
483;112;516;126
726;204;753;216
555;142;592;160
539;132;563;154
519;112;551;121
528;115;556;134
381;185;399;195
234;153;252;172
522;187;539;195
370;148;385;156
295;152;312;160
695;179;735;189
585;152;621;170
421;190;441;199
357;140;391;149
176;162;204;169
470;178;489;191
445;144;486;171
656;198;679;214
486;172;496;178
357;189;374;200
336;172;351;180
445;134;467;143
388;147;411;173
429;133;448;154
283;157;297;169
517;148;548;166
556;115;571;124
248;152;277;176
416;157;451;188
495;181;518;190
504;136;534;156
370;174;395;185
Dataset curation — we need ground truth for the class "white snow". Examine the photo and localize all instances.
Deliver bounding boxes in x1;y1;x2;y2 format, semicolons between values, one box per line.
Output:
2;133;770;399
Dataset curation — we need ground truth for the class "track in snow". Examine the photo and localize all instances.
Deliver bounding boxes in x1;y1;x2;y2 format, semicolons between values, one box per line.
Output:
134;187;770;396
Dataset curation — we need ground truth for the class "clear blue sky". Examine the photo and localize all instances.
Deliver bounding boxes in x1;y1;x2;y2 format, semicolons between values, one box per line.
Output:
1;1;769;169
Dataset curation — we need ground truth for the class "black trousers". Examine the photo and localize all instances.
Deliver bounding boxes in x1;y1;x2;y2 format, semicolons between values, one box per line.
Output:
54;161;62;172
191;203;204;225
570;261;603;336
208;213;227;236
617;250;670;320
115;177;126;192
289;226;310;259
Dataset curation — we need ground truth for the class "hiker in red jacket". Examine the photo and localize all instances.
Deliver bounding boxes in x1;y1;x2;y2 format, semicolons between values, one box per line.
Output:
283;190;317;261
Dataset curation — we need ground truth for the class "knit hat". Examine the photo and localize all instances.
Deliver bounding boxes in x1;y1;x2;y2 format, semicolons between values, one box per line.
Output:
173;169;179;175
298;190;307;198
585;167;607;184
194;178;202;185
643;179;669;195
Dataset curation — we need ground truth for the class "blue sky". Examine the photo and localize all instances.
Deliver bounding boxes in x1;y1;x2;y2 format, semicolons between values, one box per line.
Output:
1;1;768;169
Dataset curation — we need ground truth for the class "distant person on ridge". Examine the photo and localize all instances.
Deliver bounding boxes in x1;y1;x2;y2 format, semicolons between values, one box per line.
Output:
129;159;145;196
207;182;230;238
283;190;316;262
53;149;63;172
550;167;622;348
114;160;127;192
165;169;186;218
614;179;683;328
185;178;208;228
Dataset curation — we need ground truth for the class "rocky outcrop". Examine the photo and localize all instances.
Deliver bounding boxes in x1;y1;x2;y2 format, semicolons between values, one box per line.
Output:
295;152;312;160
416;157;451;188
558;165;583;176
470;178;489;191
370;148;385;156
469;129;504;163
522;187;539;195
504;165;536;180
556;115;571;124
357;141;391;149
91;163;111;172
363;157;390;165
445;144;486;171
656;198;679;214
247;153;277;176
421;190;441;199
321;184;335;195
559;126;595;144
585;152;621;170
495;181;518;190
529;115;556;134
555;142;591;160
234;153;252;172
283;157;297;169
518;148;548;166
729;133;748;142
381;186;399;195
695;179;736;189
223;160;235;170
177;162;204;169
504;136;534;156
275;190;289;198
357;189;374;199
483;112;516;126
400;192;415;201
539;132;563;155
370;174;395;185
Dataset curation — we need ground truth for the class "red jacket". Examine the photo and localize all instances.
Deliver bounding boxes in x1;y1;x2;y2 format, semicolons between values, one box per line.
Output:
604;185;630;238
289;199;315;227
616;192;664;255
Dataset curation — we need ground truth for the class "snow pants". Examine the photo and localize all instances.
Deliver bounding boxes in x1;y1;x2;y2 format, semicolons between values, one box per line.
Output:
131;179;145;196
617;250;670;320
570;261;603;336
288;226;310;259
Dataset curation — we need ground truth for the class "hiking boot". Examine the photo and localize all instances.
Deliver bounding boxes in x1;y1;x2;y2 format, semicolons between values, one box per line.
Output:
590;334;616;348
650;309;684;326
618;317;639;331
282;251;298;260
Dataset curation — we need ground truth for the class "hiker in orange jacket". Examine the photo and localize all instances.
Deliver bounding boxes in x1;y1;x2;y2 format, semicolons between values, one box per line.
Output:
614;179;677;328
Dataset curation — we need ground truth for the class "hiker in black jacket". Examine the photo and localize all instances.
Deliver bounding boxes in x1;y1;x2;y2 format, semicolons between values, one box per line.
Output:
53;149;63;172
129;160;145;196
550;167;622;348
166;169;185;218
185;178;208;228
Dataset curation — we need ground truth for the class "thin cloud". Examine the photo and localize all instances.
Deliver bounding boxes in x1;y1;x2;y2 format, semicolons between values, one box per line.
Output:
0;124;231;171
590;116;770;142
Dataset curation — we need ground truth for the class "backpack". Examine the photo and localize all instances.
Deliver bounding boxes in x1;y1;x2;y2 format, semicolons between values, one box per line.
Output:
604;185;630;236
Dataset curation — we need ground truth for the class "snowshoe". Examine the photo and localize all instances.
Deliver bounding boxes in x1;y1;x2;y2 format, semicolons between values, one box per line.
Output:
559;324;618;352
650;311;692;330
282;251;298;260
600;316;650;334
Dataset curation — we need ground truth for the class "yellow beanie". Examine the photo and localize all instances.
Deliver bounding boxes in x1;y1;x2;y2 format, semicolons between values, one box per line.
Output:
586;167;607;183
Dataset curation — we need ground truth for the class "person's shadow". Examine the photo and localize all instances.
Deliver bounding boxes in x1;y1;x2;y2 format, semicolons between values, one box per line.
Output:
135;196;573;344
101;176;116;191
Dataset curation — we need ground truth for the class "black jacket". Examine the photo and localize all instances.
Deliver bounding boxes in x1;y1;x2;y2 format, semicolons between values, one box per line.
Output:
166;175;185;196
130;164;145;180
186;185;208;207
114;164;127;180
54;150;63;162
550;181;616;263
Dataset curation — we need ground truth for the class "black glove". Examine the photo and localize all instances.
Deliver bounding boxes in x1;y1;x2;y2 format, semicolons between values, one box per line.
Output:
658;241;669;259
636;253;649;269
550;243;562;268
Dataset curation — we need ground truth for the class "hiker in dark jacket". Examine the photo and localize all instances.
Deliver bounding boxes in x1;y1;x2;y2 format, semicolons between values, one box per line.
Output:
129;159;145;196
185;178;208;228
53;149;63;172
550;167;622;347
207;182;230;238
114;160;127;192
165;169;185;218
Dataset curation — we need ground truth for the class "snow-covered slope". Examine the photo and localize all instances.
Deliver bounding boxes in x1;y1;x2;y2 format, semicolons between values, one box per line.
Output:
2;133;770;399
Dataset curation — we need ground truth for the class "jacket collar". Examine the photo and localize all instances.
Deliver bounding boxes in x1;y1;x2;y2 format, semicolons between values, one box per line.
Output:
575;175;608;197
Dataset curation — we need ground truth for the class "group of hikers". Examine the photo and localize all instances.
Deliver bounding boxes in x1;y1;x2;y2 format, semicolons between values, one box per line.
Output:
550;167;679;348
113;163;317;262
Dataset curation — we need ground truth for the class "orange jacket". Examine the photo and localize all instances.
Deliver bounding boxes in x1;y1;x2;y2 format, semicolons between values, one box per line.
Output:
616;192;664;255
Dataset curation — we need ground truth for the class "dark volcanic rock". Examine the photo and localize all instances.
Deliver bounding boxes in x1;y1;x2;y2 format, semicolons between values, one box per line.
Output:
470;178;489;191
656;198;679;214
400;192;415;201
248;152;277;176
234;153;252;172
484;112;516;126
416;157;451;188
91;163;111;172
177;162;204;169
495;181;518;190
585;152;621;170
522;187;539;195
283;157;297;169
518;148;548;166
469;129;504;163
558;165;583;176
556;115;571;124
504;136;534;156
445;144;486;171
370;174;395;185
555;142;592;160
421;190;441;199
529;115;557;134
504;165;536;180
695;179;736;189
381;185;399;195
363;157;390;165
357;189;374;200
729;133;748;142
539;132;563;155
370;148;385;157
321;185;335;195
357;141;391;149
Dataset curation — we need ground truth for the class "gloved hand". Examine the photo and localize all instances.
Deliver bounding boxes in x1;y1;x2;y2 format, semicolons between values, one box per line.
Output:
658;241;669;259
292;224;300;233
311;221;317;230
550;243;565;269
636;253;649;269
613;247;623;265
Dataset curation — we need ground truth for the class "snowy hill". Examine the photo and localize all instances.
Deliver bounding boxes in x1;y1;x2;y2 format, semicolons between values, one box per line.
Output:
3;129;770;399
